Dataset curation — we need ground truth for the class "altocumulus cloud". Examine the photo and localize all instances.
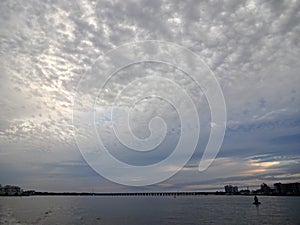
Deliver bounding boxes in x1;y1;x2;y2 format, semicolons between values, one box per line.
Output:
0;0;299;191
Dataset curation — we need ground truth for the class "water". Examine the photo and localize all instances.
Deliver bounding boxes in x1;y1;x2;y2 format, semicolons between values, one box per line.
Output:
0;195;299;225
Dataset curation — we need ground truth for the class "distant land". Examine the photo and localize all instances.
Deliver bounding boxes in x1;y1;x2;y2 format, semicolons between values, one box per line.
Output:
1;182;299;197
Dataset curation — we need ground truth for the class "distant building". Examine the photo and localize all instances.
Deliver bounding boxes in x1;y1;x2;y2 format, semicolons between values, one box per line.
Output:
0;185;23;196
274;182;300;194
224;185;238;194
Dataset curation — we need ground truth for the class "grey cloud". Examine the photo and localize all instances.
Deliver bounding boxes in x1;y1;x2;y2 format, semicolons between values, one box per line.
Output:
0;0;299;191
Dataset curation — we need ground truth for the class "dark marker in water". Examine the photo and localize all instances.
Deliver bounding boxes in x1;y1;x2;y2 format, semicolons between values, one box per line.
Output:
253;195;261;205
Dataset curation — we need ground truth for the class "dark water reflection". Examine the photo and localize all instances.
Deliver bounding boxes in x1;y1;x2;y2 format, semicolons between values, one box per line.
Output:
1;195;299;225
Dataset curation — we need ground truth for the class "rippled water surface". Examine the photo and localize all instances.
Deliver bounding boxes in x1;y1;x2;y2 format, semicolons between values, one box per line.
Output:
1;195;299;225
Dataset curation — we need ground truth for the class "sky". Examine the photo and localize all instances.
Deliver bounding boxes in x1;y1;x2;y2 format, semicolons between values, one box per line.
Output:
0;0;299;192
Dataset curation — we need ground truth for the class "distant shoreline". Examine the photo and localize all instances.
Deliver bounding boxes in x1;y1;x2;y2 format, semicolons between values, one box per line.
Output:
1;191;299;197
